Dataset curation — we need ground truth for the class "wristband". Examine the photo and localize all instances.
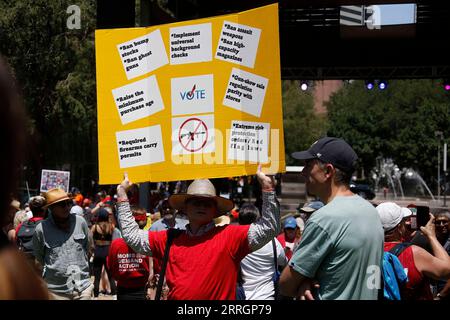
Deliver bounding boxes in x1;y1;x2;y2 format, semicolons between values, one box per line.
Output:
117;198;129;203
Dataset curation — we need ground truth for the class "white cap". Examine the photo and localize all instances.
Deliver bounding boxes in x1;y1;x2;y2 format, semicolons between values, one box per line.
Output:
376;202;411;232
70;205;84;216
401;207;412;218
296;217;305;232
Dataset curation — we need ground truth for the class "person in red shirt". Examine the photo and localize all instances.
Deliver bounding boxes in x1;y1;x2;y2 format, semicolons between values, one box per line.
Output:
107;206;150;300
116;167;280;300
376;202;450;300
277;216;300;261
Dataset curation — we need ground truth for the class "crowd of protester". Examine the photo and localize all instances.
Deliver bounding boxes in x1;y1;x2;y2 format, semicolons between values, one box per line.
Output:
2;172;449;301
1;55;450;301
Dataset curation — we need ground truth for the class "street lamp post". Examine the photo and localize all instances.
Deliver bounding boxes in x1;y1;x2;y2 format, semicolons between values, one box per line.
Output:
438;141;441;199
444;142;448;207
435;131;443;202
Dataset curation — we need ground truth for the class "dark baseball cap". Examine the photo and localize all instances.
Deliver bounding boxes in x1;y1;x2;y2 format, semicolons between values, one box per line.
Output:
291;137;358;174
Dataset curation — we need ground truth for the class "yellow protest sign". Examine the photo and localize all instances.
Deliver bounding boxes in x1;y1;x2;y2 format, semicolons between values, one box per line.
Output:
95;4;285;184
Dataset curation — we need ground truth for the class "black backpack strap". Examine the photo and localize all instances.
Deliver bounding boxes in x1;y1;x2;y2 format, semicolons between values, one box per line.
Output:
237;267;243;286
272;238;280;299
272;239;278;272
389;242;412;257
155;228;183;300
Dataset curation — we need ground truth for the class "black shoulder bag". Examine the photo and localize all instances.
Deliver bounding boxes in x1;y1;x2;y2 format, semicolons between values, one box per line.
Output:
272;238;281;299
155;228;183;300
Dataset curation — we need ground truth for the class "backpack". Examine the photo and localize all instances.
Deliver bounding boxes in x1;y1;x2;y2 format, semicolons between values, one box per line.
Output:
380;243;410;300
16;219;42;257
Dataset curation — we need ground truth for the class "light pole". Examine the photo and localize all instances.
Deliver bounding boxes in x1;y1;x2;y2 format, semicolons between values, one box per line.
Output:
435;131;443;200
444;142;448;207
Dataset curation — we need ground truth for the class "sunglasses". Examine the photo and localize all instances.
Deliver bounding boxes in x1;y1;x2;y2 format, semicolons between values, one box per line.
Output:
434;220;449;226
53;200;71;208
185;197;216;207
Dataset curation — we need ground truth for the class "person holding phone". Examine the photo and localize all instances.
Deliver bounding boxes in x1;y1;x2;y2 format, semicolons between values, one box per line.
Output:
376;203;450;300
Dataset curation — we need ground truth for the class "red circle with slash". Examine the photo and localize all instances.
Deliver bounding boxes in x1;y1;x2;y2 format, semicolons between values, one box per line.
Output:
178;118;209;152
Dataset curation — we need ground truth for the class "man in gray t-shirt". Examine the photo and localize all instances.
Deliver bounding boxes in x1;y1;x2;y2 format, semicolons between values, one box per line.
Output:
280;137;384;300
33;189;92;300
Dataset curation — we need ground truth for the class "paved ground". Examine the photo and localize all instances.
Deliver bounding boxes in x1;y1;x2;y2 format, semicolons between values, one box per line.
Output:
89;276;115;300
95;293;114;300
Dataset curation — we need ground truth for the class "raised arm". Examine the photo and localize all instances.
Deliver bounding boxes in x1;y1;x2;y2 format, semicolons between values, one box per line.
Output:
116;173;151;255
247;165;281;252
91;201;104;216
414;214;450;280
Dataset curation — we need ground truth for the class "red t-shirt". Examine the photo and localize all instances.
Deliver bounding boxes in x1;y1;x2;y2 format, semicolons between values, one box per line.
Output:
149;224;251;300
277;233;296;261
107;238;150;288
384;242;433;300
153;256;162;275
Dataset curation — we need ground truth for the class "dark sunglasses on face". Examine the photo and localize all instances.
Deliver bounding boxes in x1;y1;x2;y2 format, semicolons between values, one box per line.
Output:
435;220;449;226
186;197;216;208
53;200;71;208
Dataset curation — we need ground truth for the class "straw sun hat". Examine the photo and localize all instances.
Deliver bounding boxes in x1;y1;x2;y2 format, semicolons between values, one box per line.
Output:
168;179;234;216
43;188;71;209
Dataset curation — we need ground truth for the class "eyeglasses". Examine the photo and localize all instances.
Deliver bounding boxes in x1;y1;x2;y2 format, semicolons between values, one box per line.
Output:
53;201;71;208
435;220;449;226
186;197;216;208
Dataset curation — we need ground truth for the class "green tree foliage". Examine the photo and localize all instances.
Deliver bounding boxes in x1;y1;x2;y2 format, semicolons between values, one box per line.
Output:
282;81;328;165
326;80;450;186
0;0;97;192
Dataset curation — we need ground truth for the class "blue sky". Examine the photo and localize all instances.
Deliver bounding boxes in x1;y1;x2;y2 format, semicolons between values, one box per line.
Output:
378;3;416;25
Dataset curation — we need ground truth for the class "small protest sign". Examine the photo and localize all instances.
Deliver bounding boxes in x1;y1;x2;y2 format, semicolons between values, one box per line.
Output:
40;170;70;193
